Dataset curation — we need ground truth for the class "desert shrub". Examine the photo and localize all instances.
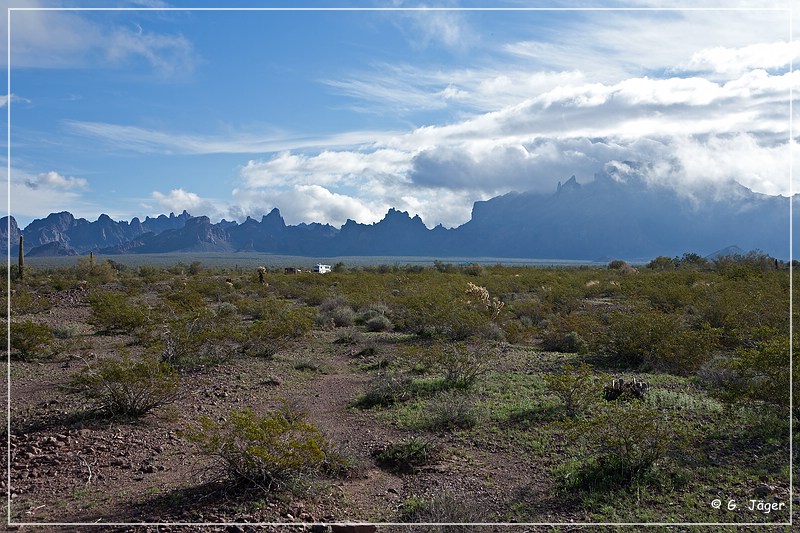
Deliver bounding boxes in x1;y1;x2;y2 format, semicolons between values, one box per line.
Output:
438;342;491;390
330;305;355;327
542;330;589;354
607;259;628;270
334;327;363;345
365;314;392;332
183;278;236;303
8;321;56;360
73;257;117;284
293;358;322;372
188;261;204;275
353;372;415;409
160;307;242;369
397;290;496;341
402;341;492;390
646;256;677;271
713;331;795;412
10;289;52;315
462;263;484;276
373;437;438;473
360;302;391;321
541;310;603;353
243;303;315;358
317;304;355;328
421;392;479;431
398;494;482;530
138;265;165;282
508;295;552;326
544;362;605;418
52;323;82;339
88;291;149;334
559;402;688;490
215;301;239;318
70;353;180;417
186;407;334;490
601;309;719;373
162;287;208;312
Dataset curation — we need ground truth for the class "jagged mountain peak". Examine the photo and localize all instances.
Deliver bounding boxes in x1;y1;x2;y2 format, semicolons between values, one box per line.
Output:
12;176;798;259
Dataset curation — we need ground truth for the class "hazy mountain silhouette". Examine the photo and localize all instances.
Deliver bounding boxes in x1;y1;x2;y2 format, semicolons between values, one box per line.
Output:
4;172;795;260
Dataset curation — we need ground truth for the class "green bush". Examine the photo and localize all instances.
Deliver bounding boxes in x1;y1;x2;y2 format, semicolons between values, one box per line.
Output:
10;289;52;315
89;291;149;334
359;302;391;322
398;494;481;529
160;307;242;369
8;321;56;360
373;437;438;473
365;314;392;332
243;302;315;358
544;362;605;418
712;331;795;412
394;287;497;340
70;353;180;417
542;330;589;354
318;304;355;328
560;402;688;490
602;309;719;373
73;257;118;284
352;372;415;409
439;342;490;390
421;392;479;431
186;407;335;489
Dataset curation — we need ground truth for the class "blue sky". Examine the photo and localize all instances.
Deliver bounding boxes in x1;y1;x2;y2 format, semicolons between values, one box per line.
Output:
2;1;798;228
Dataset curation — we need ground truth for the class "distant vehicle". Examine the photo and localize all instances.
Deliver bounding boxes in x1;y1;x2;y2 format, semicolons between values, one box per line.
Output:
313;264;332;274
284;267;302;274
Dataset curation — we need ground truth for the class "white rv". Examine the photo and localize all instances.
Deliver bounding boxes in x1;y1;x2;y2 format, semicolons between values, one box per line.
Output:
313;264;332;274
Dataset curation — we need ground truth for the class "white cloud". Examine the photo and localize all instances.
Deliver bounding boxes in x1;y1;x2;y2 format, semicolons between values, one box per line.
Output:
240;149;411;188
3;167;96;224
394;8;472;52
24;170;87;190
4;7;196;75
230;185;386;227
686;41;800;76
0;93;31;107
150;188;221;218
104;26;195;76
64;120;393;155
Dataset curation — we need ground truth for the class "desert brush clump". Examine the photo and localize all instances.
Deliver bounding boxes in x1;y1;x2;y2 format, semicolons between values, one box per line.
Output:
10;289;53;316
398;493;482;530
317;296;356;328
7;321;57;361
88;291;149;334
544;362;606;418
353;372;415;408
186;406;339;491
421;391;480;431
69;352;180;418
158;307;242;369
407;341;493;391
372;437;438;473
242;300;315;358
557;402;690;491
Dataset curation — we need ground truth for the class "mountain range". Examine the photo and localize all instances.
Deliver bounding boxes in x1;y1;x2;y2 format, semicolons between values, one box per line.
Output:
3;167;796;260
